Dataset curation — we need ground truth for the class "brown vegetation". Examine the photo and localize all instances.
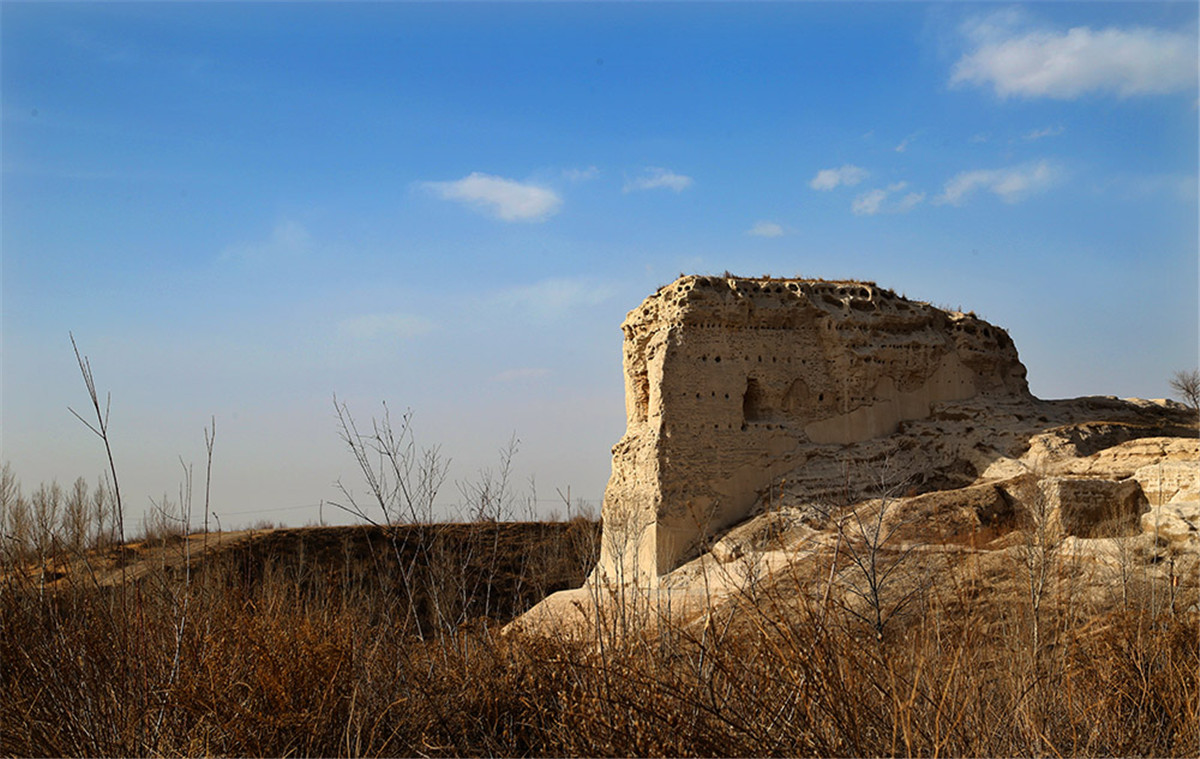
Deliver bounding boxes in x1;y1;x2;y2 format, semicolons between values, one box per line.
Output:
2;460;1196;757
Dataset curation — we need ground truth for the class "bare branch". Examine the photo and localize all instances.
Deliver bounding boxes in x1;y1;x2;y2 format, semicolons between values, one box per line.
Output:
1168;368;1200;411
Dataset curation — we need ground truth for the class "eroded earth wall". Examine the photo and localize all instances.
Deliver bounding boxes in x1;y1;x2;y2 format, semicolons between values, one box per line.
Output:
597;275;1033;583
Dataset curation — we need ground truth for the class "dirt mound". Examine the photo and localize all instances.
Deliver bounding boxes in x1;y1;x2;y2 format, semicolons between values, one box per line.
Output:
9;520;601;627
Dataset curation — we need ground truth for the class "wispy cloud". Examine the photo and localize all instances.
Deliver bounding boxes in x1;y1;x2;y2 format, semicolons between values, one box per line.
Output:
810;164;869;191
623;167;693;193
853;189;888;216
221;219;313;262
892;190;926;214
1023;124;1065;141
746;221;785;238
895;132;920;153
852;182;924;216
562;166;600;182
338;313;434;341
422;172;562;221
969;133;990;144
952;13;1198;99
491;367;550;383
492;277;615;319
936;160;1060;206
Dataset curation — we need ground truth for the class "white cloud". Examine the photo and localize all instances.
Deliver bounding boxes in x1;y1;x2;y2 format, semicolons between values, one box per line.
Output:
852;188;888;216
221;219;313;261
852;182;924;216
423;172;562;221
936;161;1060;205
893;191;926;214
492;277;614;319
1023;124;1065;141
562;166;600;182
623;167;693;193
492;367;550;383
969;133;990;144
338;313;434;341
746;221;785;238
895;133;920;153
952;19;1198;99
810;164;869;191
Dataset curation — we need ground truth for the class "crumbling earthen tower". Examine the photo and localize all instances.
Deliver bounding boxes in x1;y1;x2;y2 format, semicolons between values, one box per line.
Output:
596;275;1032;583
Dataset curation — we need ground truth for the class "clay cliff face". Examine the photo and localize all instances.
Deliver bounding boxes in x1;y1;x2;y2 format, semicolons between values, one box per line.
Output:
597;275;1033;583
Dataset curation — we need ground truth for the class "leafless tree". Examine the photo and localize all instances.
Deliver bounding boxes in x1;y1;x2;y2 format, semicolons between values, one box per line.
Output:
331;397;453;638
331;397;449;526
457;435;519;523
1168;368;1200;412
817;462;926;641
1017;479;1062;665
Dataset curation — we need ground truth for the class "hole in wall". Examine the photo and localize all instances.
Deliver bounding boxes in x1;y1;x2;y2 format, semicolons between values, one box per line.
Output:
743;377;768;423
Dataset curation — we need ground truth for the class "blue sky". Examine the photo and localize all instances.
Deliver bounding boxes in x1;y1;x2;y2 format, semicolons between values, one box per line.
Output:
3;2;1197;529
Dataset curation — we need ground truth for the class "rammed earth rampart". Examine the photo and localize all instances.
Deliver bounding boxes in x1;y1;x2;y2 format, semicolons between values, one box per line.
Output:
596;275;1032;583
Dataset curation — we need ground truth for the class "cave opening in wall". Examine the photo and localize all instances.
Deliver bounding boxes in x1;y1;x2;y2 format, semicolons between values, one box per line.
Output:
743;377;767;423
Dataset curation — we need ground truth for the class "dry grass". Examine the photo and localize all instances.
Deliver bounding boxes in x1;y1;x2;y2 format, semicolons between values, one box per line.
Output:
2;461;1196;757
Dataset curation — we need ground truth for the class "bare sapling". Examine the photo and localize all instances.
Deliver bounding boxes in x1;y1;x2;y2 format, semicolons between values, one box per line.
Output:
331;397;450;638
1011;473;1064;754
456;435;518;626
332;397;448;525
818;461;925;642
1020;479;1060;660
458;435;519;523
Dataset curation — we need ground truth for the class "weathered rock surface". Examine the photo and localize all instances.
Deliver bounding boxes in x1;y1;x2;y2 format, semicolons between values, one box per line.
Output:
1039;477;1146;538
597;275;1033;583
509;275;1198;637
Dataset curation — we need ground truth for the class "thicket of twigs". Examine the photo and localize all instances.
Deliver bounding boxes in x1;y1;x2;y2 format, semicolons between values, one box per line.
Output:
2;459;1196;758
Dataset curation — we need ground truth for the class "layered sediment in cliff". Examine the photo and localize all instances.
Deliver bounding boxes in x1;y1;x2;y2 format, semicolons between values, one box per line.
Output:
596;275;1033;582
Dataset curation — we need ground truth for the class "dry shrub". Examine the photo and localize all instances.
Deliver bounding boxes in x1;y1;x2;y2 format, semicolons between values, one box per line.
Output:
1;471;1197;757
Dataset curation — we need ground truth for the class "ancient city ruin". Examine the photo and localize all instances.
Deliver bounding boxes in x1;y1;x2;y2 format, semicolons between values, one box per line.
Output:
514;274;1197;634
596;274;1033;582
